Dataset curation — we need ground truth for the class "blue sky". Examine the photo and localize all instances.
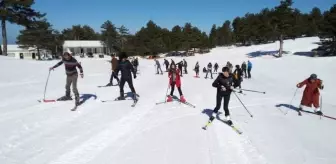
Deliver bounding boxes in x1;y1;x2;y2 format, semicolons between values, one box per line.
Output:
3;0;335;44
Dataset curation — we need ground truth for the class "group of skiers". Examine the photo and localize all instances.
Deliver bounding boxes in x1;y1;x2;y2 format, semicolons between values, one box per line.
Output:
50;51;325;120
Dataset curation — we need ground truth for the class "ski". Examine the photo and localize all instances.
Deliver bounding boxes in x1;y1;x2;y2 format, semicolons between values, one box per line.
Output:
38;99;56;103
71;105;78;111
299;109;336;120
131;99;138;107
202;116;242;134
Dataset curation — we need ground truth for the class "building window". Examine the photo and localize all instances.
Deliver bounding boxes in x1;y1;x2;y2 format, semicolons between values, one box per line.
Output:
94;48;97;53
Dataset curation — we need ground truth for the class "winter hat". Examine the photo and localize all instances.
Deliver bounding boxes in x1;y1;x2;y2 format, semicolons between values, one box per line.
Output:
222;66;230;73
309;74;317;80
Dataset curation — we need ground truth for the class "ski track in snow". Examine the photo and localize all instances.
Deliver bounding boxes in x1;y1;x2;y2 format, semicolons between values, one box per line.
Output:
1;37;336;164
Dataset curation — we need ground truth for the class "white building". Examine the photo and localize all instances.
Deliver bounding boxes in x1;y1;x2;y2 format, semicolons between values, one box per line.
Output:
63;40;113;55
0;44;48;59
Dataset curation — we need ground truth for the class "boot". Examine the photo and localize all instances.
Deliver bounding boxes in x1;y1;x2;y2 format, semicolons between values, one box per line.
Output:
117;92;125;100
314;108;323;115
180;95;186;103
106;82;113;86
58;92;72;101
75;96;80;106
210;111;218;121
133;92;138;101
167;95;173;102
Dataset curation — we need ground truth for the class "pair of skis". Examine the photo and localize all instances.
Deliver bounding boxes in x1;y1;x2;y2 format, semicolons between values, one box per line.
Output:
155;98;196;108
101;97;138;107
38;99;82;111
202;116;243;135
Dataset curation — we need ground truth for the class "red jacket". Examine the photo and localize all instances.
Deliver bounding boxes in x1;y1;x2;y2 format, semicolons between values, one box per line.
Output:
169;68;181;87
297;79;323;108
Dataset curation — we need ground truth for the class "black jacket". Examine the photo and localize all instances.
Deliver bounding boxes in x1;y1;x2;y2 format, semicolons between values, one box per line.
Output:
115;60;135;80
212;73;233;95
241;63;247;70
233;68;243;81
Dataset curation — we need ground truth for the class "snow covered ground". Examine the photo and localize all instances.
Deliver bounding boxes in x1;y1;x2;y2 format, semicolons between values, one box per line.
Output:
1;37;336;164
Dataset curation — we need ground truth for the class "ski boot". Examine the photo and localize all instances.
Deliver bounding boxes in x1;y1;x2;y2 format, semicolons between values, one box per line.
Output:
180;95;186;103
75;96;80;106
167;95;173;102
106;83;113;86
117;92;125;100
225;115;233;126
315;108;323;115
210;111;218;121
133;92;139;101
57;92;72;101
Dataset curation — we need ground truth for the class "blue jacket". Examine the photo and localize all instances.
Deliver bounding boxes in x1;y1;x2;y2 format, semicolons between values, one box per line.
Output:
247;61;252;69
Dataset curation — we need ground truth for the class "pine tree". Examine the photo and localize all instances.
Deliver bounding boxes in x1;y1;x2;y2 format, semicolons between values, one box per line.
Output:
171;25;183;51
308;7;323;36
100;20;118;53
318;5;336;56
209;24;217;47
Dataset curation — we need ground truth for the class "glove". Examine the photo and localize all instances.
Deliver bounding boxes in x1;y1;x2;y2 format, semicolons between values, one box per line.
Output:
49;67;54;71
296;84;300;88
230;86;236;92
134;74;137;79
80;73;84;78
221;86;226;91
320;84;324;90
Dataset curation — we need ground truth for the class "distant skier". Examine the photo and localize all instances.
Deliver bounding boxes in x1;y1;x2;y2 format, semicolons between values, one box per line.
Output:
205;62;213;79
214;63;219;73
163;59;170;71
226;61;233;73
154;59;163;74
232;65;243;92
167;64;186;103
183;59;188;74
107;54;120;86
194;62;200;77
241;62;247;78
210;66;235;125
247;60;252;78
177;61;183;77
115;52;137;100
203;67;207;73
49;52;84;106
133;57;139;74
296;74;324;115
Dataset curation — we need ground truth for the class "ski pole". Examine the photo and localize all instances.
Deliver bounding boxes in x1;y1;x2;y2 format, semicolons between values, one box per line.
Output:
163;82;170;102
240;89;266;94
285;88;298;115
43;70;52;100
233;92;253;117
320;94;323;120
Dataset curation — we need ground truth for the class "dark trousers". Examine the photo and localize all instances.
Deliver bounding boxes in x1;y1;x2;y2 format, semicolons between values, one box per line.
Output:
247;68;251;78
119;78;136;94
165;64;169;71
184;66;188;74
205;69;213;78
213;93;231;116
243;69;247;77
66;74;79;100
110;71;120;84
179;67;183;76
134;66;138;74
214;68;218;73
170;82;183;96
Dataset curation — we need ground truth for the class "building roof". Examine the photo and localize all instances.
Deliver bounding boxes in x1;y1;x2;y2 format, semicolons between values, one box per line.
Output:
63;40;104;48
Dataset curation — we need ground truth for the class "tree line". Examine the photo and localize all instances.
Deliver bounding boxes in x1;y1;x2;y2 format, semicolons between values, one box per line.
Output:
1;0;336;58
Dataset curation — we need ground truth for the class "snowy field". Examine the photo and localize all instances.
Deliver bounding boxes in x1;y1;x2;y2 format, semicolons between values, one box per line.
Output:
1;37;336;164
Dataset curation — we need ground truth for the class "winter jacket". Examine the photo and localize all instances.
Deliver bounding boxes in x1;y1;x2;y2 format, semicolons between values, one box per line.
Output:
212;73;233;96
214;63;219;69
52;56;83;76
177;61;183;69
183;60;187;67
233;68;243;81
164;59;169;66
207;63;212;70
155;60;161;68
133;59;139;66
194;63;199;72
241;63;247;70
169;68;181;87
111;57;119;71
297;78;323;108
247;61;252;70
115;60;135;80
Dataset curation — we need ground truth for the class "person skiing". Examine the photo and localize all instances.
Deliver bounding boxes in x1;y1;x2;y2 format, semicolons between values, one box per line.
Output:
167;64;186;103
232;65;243;92
194;62;200;77
133;57;139;74
241;62;247;78
205;62;213;79
163;59;170;72
177;61;183;77
210;66;235;125
154;59;163;75
247;60;252;78
107;54;120;86
115;52;137;101
203;67;207;73
183;59;188;74
49;52;84;106
214;63;219;73
226;61;233;73
296;74;324;115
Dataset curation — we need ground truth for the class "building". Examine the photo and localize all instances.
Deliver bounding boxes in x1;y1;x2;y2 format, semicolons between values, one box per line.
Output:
0;44;49;59
63;40;113;55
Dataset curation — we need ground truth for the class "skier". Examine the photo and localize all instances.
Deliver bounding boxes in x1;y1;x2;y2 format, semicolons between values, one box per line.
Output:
49;52;84;106
163;59;170;72
183;59;188;74
205;62;213;79
232;65;243;92
226;61;233;73
133;57;139;74
177;61;183;77
167;64;186;103
241;62;247;78
210;66;235;125
214;63;219;73
115;52;138;100
247;60;252;78
296;74;324;115
194;62;200;77
203;67;207;73
154;59;163;74
107;54;120;86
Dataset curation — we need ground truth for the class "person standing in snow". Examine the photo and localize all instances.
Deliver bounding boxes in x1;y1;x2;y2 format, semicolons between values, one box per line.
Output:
133;57;139;74
210;66;235;125
194;62;200;77
163;59;169;72
115;52;137;100
247;60;252;78
214;63;219;73
177;61;183;77
226;61;233;73
232;65;243;92
183;59;188;74
205;62;213;79
154;59;163;75
296;74;324;115
241;62;247;78
167;64;186;103
49;52;84;105
107;54;120;86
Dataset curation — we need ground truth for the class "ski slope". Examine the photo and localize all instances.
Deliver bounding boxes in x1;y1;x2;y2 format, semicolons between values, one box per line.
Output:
1;37;336;164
